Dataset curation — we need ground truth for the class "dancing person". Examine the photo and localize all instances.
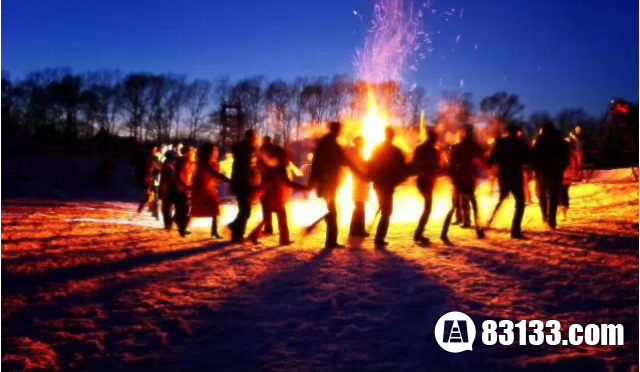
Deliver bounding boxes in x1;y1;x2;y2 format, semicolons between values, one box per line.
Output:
368;127;409;249
348;136;370;238
531;122;570;230
174;145;198;237
192;143;230;239
259;136;279;235
160;150;178;230
441;124;486;245
486;124;531;239
310;122;359;248
559;127;583;218
413;128;441;244
138;147;163;219
229;130;261;242
253;146;308;246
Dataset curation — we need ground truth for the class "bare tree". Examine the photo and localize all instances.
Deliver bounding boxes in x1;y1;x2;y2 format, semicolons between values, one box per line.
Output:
164;74;187;141
327;74;353;121
83;70;124;135
147;75;171;142
300;77;330;127
289;76;307;140
480;92;525;124
185;79;212;140
265;79;296;144
122;73;153;141
230;76;264;133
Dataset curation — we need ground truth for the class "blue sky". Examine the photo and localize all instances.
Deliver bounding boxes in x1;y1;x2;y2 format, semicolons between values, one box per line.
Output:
3;0;638;115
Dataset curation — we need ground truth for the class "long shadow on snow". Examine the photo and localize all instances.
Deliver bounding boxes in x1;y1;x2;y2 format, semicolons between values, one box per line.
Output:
2;240;234;295
170;246;495;372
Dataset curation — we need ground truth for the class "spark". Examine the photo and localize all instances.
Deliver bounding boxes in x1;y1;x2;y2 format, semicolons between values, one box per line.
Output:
354;0;430;83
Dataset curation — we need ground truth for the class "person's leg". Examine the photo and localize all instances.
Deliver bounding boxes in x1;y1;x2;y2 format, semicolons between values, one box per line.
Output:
559;185;569;208
233;196;252;241
547;174;561;229
461;195;472;228
325;199;339;247
349;201;364;237
184;191;192;233
452;188;462;225
261;197;273;234
468;190;485;239
349;202;359;237
415;187;433;240
441;204;456;244
487;186;509;229
415;191;428;239
536;174;548;224
511;182;526;238
175;192;187;236
162;196;174;230
523;170;533;205
211;216;222;238
151;186;160;219
276;205;291;245
358;201;368;236
375;189;393;245
138;186;150;213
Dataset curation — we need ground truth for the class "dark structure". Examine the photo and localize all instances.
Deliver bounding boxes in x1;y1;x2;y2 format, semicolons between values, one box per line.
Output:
583;98;639;179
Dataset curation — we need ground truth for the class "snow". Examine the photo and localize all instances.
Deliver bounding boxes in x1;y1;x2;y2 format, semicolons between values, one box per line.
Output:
2;169;638;371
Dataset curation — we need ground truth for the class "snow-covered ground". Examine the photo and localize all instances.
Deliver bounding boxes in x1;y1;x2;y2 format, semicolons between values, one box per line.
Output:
2;169;638;371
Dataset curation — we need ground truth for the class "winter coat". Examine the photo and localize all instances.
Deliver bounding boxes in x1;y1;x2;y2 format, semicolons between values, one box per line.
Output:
562;138;582;185
489;135;530;183
192;161;228;217
448;138;485;185
531;130;570;176
412;141;440;191
175;157;197;194
368;141;408;191
159;159;177;202
230;140;260;198
144;157;163;189
261;149;308;209
346;147;370;202
310;134;348;200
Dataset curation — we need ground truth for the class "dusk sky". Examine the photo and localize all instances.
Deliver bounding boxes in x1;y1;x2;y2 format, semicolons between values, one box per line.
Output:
3;0;638;115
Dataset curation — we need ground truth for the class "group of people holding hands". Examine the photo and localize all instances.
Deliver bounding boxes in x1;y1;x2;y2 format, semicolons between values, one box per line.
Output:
139;118;581;249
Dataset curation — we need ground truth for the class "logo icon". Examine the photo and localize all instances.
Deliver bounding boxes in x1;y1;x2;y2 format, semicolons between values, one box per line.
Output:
435;311;476;353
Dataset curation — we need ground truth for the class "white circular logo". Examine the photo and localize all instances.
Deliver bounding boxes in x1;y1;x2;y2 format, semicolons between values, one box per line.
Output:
435;311;476;353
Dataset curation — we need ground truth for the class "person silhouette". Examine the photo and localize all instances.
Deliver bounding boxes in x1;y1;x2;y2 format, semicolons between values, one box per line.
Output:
368;127;409;249
192;143;230;239
174;145;198;237
486;124;530;239
413;128;441;244
531;121;570;230
229;130;261;242
441;124;486;245
347;136;370;238
309;122;362;248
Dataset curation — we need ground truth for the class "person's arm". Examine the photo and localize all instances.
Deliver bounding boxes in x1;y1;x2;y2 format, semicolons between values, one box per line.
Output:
205;164;231;183
343;147;368;180
277;165;311;191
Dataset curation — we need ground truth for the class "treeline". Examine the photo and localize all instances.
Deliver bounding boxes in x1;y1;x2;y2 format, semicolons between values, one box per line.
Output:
1;69;424;145
2;67;632;147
